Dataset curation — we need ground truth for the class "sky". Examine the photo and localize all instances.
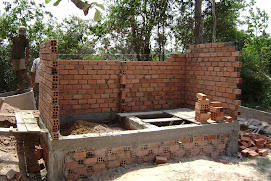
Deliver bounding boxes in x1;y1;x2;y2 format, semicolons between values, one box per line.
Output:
1;0;271;34
42;0;271;34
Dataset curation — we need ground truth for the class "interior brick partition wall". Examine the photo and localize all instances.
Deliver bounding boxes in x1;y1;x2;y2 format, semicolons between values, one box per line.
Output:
39;41;241;140
64;134;229;180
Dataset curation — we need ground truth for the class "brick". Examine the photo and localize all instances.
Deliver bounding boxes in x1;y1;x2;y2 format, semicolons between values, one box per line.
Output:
84;157;97;165
241;149;249;157
65;161;78;168
107;160;120;168
239;145;247;151
254;138;265;145
248;150;259;157
249;147;259;152
197;93;207;100
73;152;86;159
210;107;224;113
224;116;232;123
180;138;190;143
92;163;106;173
66;174;78;181
207;135;216;140
155;156;167;164
210;101;222;107
258;149;268;157
143;155;156;162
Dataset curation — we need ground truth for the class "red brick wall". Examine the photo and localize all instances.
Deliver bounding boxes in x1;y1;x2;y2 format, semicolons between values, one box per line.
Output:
183;43;242;119
39;41;241;139
58;57;186;116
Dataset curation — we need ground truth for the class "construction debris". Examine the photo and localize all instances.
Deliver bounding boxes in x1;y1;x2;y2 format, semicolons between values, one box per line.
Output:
239;132;271;158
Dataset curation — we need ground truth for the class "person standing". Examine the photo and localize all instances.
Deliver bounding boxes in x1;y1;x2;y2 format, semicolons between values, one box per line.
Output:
31;57;40;109
9;26;32;93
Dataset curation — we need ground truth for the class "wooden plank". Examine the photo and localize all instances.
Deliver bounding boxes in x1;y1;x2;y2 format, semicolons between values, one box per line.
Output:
15;112;24;124
17;123;28;132
25;123;41;132
24;118;37;124
21;111;35;119
142;117;182;123
15;111;41;133
0;112;39;118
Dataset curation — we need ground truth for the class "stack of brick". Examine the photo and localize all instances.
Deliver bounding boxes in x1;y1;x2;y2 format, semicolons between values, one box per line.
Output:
210;101;224;122
39;40;60;140
239;132;271;157
195;93;210;122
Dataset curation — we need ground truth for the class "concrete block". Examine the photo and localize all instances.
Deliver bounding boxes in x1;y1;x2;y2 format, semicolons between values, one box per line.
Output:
6;169;16;180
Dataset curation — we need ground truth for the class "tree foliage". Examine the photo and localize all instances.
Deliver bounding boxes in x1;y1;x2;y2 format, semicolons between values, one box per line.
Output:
0;0;270;112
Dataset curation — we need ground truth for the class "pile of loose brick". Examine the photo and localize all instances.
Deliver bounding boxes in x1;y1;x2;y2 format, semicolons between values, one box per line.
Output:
195;93;232;123
239;132;271;157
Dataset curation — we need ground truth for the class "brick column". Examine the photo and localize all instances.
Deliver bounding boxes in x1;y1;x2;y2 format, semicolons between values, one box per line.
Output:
39;40;60;139
119;61;127;112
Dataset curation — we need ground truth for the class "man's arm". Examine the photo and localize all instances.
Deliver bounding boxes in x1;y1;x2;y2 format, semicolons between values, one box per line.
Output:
31;59;36;86
31;72;35;87
26;46;30;65
9;44;15;63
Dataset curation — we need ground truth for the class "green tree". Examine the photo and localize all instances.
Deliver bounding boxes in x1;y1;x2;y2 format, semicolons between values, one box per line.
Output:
105;0;174;61
245;0;269;37
240;36;271;111
52;16;95;59
0;0;57;92
203;0;247;43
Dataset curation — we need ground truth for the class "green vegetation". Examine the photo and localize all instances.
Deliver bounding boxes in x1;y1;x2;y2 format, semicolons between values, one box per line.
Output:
0;0;270;111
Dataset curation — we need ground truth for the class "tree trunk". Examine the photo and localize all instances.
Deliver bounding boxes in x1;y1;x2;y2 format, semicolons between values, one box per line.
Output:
195;0;203;44
211;0;217;42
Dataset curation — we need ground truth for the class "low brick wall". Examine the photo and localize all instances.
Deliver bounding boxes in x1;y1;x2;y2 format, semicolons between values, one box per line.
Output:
64;134;229;180
43;121;239;180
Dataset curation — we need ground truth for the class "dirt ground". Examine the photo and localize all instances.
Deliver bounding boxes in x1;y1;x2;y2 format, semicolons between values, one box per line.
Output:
90;154;271;181
61;120;125;136
0;103;43;181
0;103;271;181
